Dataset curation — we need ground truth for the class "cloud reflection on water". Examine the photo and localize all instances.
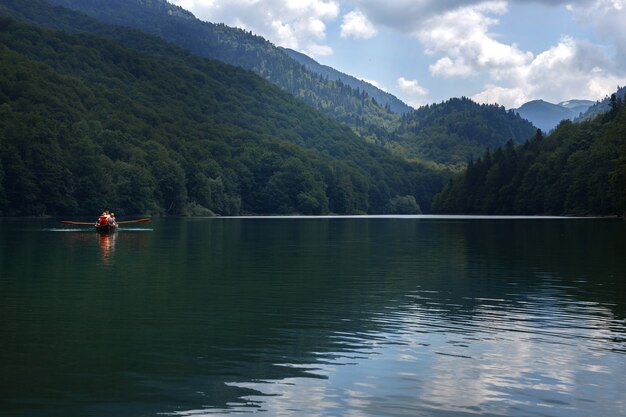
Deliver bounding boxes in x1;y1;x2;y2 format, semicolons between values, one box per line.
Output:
172;277;626;417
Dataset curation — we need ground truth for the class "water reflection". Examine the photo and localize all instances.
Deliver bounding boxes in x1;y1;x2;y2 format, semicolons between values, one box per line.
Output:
173;279;626;417
161;218;626;417
56;226;151;267
0;218;625;417
98;232;117;265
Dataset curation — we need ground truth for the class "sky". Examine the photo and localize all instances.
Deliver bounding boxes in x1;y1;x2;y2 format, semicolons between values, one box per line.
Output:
170;0;626;109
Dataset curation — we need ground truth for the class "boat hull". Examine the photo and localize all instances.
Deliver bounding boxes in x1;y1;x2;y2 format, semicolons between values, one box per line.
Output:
95;224;118;233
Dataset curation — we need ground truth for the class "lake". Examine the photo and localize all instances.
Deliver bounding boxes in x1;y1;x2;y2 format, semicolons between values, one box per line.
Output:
1;216;625;417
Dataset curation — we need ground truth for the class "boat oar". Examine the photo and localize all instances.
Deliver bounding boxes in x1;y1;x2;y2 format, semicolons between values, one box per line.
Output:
116;218;151;225
61;218;150;226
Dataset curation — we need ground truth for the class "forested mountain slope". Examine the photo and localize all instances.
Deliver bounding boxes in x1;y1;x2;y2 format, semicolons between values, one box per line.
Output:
281;47;412;114
12;0;534;168
0;14;448;216
33;0;401;138
432;101;626;216
391;98;536;168
577;86;626;121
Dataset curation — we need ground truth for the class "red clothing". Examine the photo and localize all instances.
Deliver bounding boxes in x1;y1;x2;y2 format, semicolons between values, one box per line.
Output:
98;215;109;226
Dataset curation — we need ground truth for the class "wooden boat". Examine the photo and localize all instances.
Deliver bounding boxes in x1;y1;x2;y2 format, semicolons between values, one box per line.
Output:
61;218;150;231
94;213;117;233
95;222;118;233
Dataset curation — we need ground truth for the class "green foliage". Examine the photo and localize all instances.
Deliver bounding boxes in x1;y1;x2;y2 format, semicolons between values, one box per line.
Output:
433;103;626;216
577;86;626;122
387;195;422;215
393;97;536;167
9;0;535;169
0;14;448;216
24;0;401;143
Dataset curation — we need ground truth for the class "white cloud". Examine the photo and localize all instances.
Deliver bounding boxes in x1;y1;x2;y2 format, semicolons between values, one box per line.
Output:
306;42;334;57
170;0;340;57
472;85;528;108
357;77;382;89
397;77;429;107
173;0;626;107
397;77;429;96
524;36;621;100
567;0;626;65
340;10;377;39
472;36;623;107
430;57;474;78
349;0;624;107
418;2;533;76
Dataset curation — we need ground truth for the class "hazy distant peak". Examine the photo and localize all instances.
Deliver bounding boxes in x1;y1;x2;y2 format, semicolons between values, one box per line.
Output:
558;99;594;110
514;98;593;132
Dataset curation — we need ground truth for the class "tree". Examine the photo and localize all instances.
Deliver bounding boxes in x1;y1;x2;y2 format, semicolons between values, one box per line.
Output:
433;102;626;216
0;12;449;216
388;195;421;214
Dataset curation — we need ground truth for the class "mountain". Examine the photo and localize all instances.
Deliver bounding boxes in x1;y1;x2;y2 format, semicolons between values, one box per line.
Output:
433;100;626;216
23;0;540;169
559;99;595;115
0;7;449;216
281;47;412;114
41;0;401;138
577;86;626;121
514;99;593;132
392;97;537;168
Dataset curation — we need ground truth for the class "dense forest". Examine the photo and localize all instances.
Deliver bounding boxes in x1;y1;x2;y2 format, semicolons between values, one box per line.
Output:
14;0;536;167
0;14;448;216
433;95;626;216
30;0;401;141
2;0;622;218
391;97;536;167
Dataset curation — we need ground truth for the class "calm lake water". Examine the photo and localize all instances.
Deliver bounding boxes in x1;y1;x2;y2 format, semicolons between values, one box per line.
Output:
1;216;625;417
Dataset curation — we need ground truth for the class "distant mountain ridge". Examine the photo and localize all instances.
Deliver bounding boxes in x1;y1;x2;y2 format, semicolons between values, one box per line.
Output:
514;99;594;132
281;48;412;114
559;99;594;114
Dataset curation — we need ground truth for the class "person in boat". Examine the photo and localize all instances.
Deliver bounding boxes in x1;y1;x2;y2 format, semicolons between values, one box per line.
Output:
109;212;117;226
95;211;110;227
